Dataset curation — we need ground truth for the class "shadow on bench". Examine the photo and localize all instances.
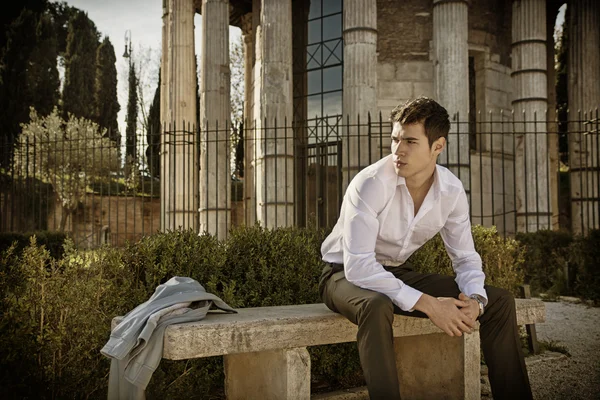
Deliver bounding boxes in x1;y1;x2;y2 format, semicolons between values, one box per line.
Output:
113;298;545;400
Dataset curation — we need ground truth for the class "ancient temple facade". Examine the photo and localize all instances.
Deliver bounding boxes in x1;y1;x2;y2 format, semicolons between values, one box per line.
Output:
159;0;600;237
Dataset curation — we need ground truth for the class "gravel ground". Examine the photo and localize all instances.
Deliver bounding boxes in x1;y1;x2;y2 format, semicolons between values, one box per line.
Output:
527;298;600;400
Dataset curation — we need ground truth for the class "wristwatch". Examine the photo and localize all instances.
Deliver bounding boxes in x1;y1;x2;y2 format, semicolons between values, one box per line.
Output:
469;294;485;318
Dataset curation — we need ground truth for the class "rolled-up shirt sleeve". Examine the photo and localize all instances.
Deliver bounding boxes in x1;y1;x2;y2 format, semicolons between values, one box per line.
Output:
342;175;424;311
440;188;488;305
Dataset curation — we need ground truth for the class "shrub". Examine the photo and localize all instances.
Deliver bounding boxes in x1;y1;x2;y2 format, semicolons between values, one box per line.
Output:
121;229;225;299
0;231;68;259
515;230;573;295
0;224;530;398
0;236;137;399
410;225;526;296
568;230;600;304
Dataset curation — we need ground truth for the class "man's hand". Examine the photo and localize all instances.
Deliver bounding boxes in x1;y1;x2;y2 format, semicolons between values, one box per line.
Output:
413;294;476;337
458;293;480;326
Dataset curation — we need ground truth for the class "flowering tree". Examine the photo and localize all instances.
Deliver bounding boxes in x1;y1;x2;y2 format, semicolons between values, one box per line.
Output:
13;107;119;231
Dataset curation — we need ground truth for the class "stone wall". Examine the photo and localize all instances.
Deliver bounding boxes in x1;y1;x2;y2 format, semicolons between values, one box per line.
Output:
47;194;161;248
376;0;434;117
375;0;513;118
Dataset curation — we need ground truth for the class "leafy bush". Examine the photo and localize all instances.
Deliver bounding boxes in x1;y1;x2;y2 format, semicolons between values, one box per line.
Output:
0;236;137;399
515;230;573;295
410;225;526;296
0;231;67;259
567;230;600;304
0;224;528;399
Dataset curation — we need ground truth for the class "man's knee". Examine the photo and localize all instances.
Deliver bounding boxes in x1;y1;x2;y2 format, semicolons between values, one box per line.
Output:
494;287;515;306
356;293;394;324
486;286;517;319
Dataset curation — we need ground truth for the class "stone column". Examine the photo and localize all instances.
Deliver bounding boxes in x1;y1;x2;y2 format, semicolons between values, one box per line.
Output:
568;0;600;234
253;0;294;228
160;0;198;231
199;0;230;239
433;0;470;190
342;0;378;189
511;0;550;232
241;13;256;226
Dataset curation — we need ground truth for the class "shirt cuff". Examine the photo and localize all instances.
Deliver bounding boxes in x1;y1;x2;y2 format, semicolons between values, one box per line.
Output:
463;284;488;306
394;284;424;312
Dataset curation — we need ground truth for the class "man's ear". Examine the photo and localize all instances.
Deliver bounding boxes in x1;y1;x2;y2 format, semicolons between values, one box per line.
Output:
432;137;446;155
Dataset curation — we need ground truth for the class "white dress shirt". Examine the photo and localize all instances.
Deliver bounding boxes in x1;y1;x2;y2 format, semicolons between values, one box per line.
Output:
321;154;488;312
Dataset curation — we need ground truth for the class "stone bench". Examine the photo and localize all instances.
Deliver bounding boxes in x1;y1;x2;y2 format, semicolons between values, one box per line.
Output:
113;298;545;400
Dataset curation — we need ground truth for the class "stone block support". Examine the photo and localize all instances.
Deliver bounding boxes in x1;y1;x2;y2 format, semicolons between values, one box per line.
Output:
433;0;470;191
252;0;294;228
395;331;481;400
199;0;230;239
568;0;600;234
511;0;550;232
342;0;378;189
160;0;198;231
224;347;310;400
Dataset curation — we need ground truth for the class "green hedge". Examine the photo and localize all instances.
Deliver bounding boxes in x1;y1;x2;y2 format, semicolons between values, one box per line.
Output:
0;231;68;259
0;225;526;399
515;229;600;302
410;225;525;296
515;230;573;296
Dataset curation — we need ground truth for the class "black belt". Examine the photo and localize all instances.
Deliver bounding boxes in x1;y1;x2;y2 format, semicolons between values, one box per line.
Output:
328;262;344;273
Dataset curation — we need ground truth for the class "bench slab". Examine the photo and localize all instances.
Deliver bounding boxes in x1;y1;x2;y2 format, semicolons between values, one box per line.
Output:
156;298;544;360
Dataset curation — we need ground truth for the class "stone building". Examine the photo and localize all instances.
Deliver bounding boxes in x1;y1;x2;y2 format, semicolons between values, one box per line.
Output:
159;0;599;238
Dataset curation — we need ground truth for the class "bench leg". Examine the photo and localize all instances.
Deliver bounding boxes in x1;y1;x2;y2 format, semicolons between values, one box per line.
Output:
394;331;481;400
224;347;311;400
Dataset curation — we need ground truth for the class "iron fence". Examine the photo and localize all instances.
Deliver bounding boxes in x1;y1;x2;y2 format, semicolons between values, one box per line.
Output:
1;109;598;247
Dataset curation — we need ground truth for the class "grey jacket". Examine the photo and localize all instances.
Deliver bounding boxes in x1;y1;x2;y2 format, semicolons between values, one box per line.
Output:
101;276;236;399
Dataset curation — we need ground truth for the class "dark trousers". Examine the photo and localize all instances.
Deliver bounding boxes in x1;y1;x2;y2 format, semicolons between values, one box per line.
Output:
319;263;533;400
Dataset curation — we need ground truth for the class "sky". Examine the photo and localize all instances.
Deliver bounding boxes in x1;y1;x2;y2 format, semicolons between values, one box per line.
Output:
59;0;241;135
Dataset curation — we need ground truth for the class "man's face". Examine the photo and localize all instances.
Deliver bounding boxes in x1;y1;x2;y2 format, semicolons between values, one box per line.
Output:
390;122;443;178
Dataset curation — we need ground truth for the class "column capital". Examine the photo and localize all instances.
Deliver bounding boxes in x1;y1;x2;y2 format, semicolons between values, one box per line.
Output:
241;12;252;37
433;0;469;6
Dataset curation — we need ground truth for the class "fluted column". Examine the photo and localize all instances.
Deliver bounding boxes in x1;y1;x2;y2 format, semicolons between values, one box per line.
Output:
253;0;294;228
433;0;470;190
241;13;256;227
199;0;230;239
160;0;198;231
342;0;378;189
568;0;600;234
511;0;550;232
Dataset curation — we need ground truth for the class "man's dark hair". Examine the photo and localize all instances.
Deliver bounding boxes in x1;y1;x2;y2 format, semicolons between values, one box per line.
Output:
389;97;450;147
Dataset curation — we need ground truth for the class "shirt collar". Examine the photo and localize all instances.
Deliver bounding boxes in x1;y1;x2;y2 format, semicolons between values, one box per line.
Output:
395;164;443;194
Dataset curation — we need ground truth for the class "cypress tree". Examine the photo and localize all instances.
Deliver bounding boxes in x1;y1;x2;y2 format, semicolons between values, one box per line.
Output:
0;9;42;166
27;12;59;117
46;2;75;56
62;10;99;121
125;59;138;160
0;0;47;52
94;36;120;145
146;68;160;177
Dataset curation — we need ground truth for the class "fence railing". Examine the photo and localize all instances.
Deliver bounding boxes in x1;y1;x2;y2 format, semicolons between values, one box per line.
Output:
1;109;599;247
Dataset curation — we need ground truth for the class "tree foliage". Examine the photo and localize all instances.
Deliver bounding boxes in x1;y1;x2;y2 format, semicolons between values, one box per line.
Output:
94;37;120;145
62;10;100;121
0;7;59;166
28;13;60;117
146;68;161;177
13;108;119;230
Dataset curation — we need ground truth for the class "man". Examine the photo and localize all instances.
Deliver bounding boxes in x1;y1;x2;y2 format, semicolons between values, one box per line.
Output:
319;97;533;400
